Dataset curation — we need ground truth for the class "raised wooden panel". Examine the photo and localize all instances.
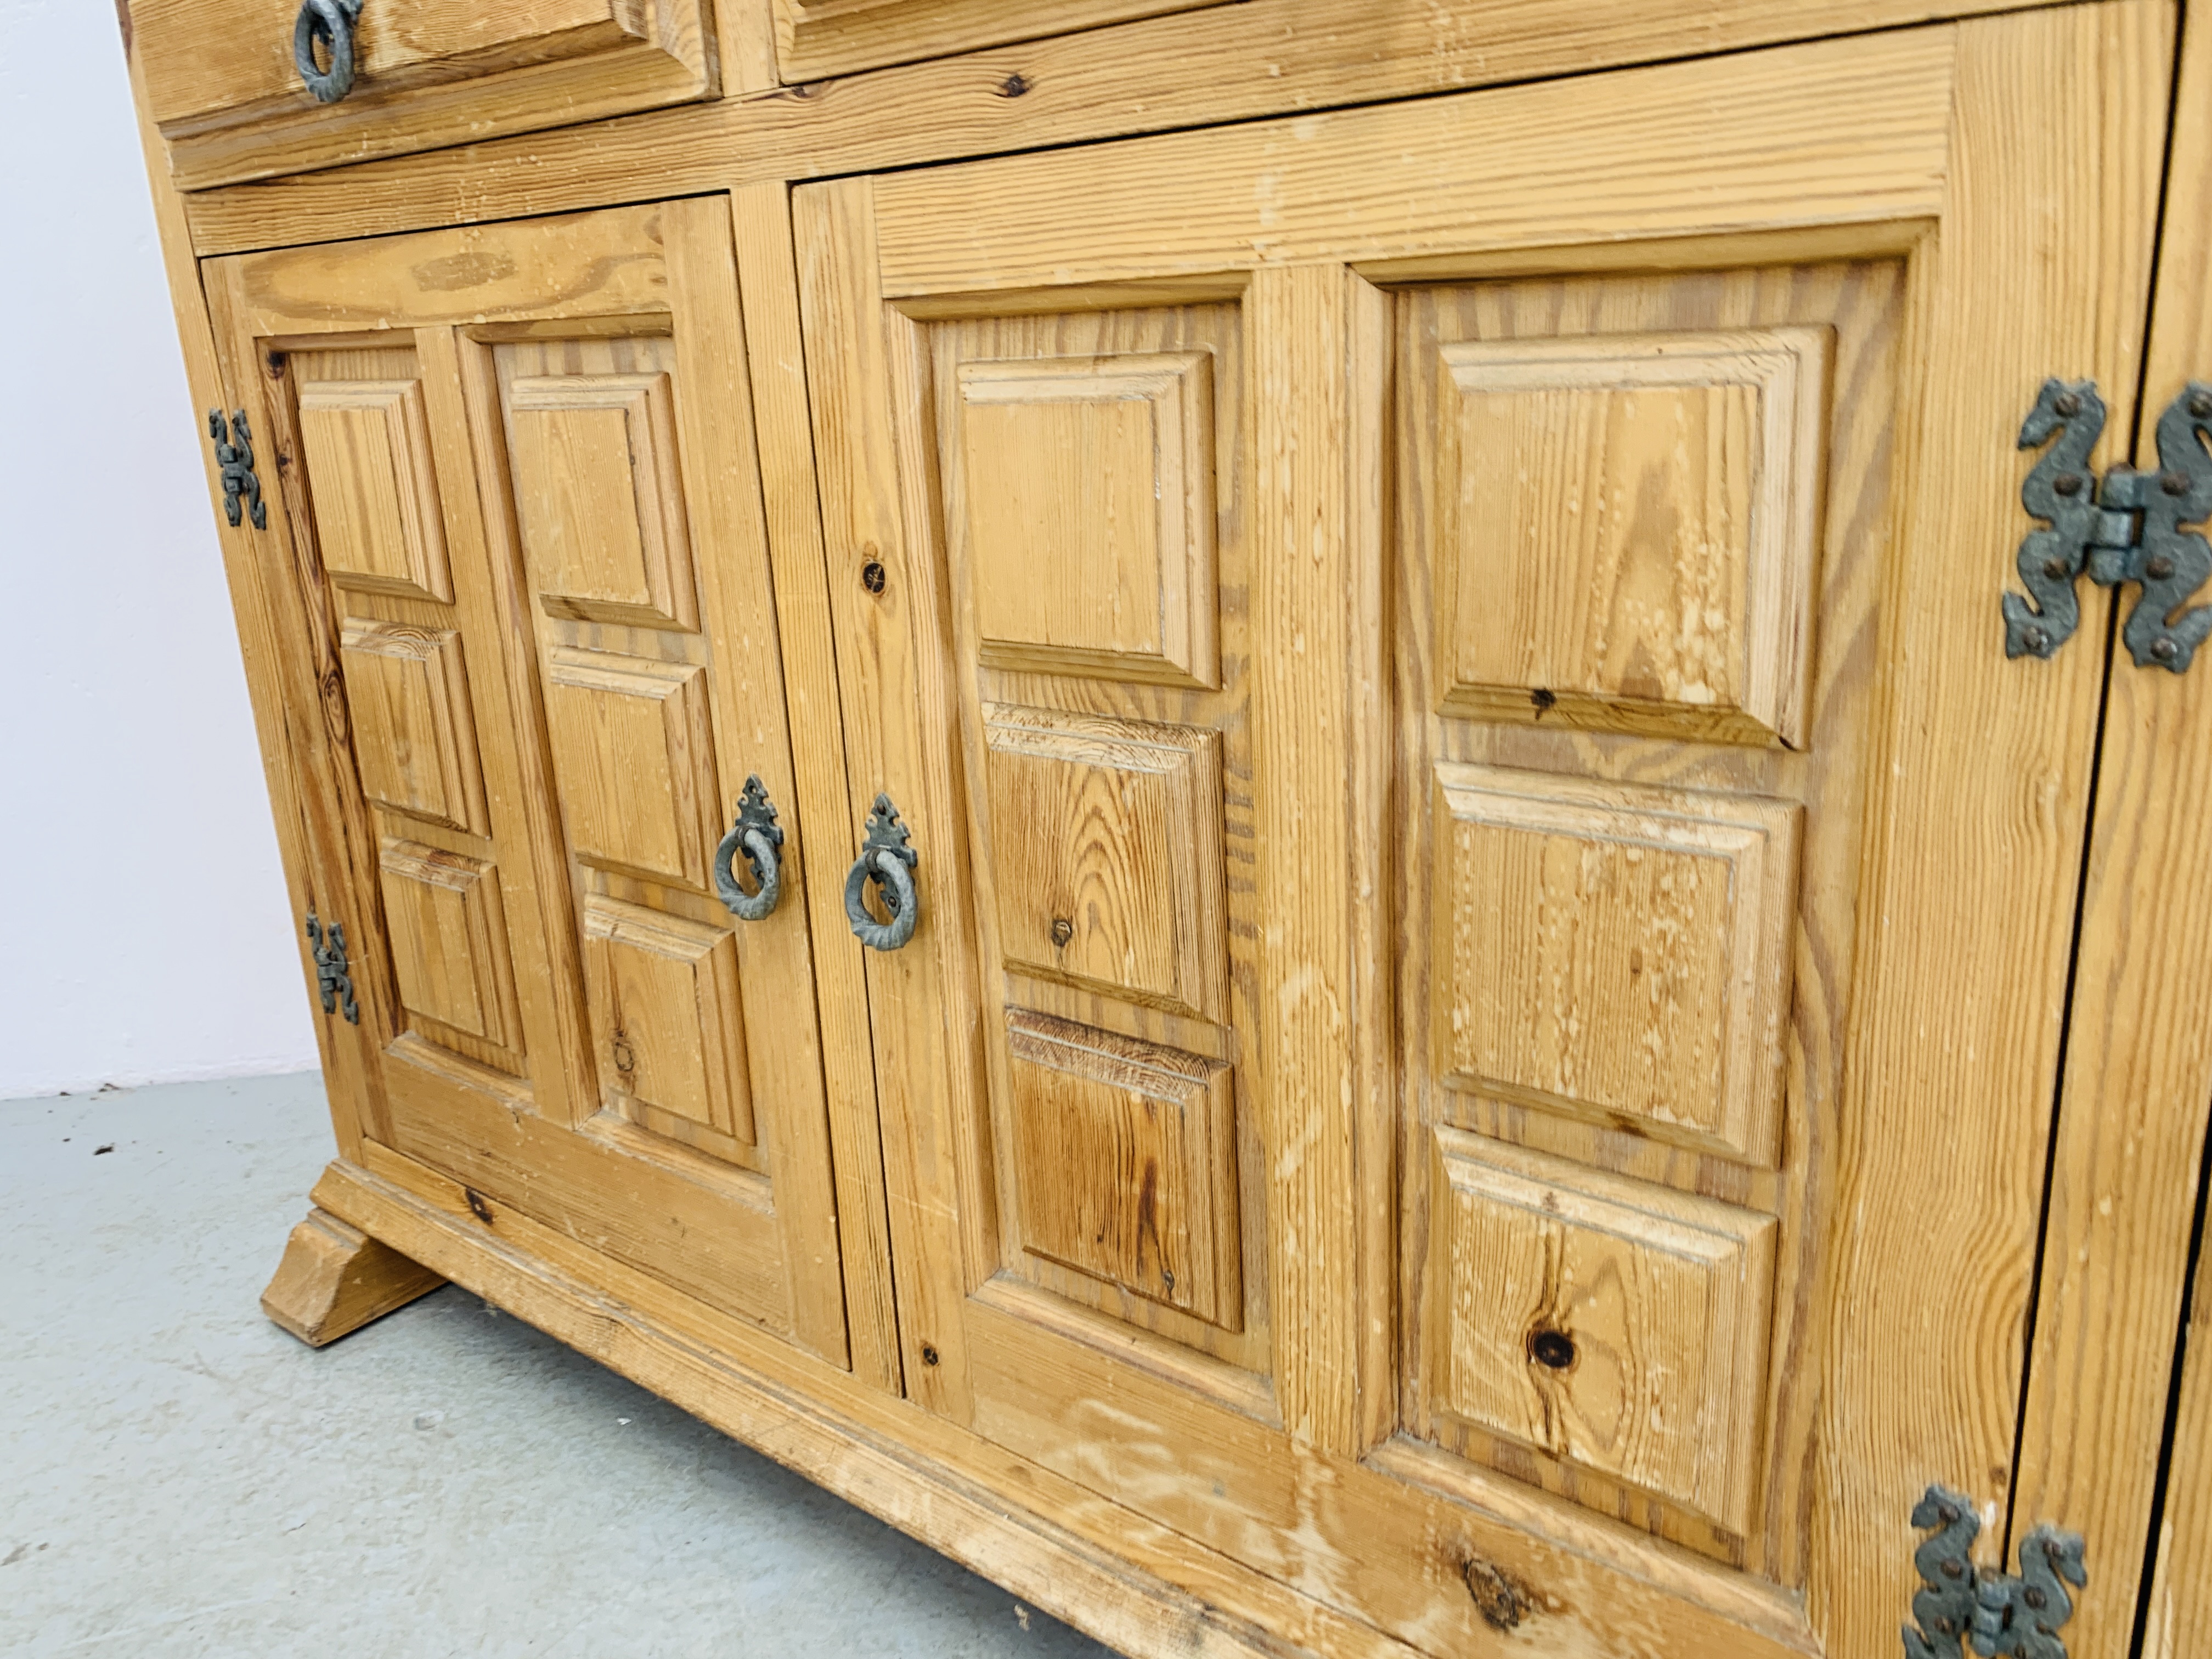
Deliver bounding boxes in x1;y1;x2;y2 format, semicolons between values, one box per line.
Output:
377;838;521;1052
582;894;755;1148
956;352;1217;688
508;373;700;631
1433;764;1799;1164
298;380;452;602
1424;1130;1777;1532
983;708;1226;1020
338;619;487;833
1007;1011;1240;1329
542;647;717;887
1431;328;1827;746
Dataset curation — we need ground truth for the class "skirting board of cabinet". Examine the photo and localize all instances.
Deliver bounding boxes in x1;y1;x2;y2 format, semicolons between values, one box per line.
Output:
305;1153;1420;1659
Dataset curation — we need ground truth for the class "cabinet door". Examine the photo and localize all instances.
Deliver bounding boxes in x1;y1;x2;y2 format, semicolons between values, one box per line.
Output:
796;7;2170;1654
131;0;715;189
206;200;867;1370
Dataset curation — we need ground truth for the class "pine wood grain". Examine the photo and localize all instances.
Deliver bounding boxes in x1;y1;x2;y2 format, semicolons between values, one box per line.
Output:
772;0;1222;82
1813;8;2166;1652
138;0;715;190
2008;4;2212;1654
324;1143;1821;1659
177;0;2062;259
2143;1233;2212;1657
261;1207;445;1346
727;179;905;1398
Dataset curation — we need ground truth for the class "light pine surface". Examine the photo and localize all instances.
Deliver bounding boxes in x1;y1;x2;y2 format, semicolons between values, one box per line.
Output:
174;0;2077;258
112;1;2212;1655
2010;4;2212;1654
1;1078;1109;1658
260;1206;445;1346
133;0;716;189
772;0;1223;82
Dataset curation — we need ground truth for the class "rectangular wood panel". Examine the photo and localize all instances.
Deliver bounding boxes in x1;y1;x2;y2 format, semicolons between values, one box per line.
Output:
582;893;756;1149
954;353;1218;688
1431;328;1829;744
338;619;488;833
298;380;452;602
507;372;700;631
1432;764;1799;1164
1007;1012;1239;1329
983;709;1226;1020
541;647;719;887
1424;1130;1778;1532
377;837;522;1053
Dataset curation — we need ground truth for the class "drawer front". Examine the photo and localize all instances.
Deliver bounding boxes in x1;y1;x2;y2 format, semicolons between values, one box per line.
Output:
129;0;714;190
772;0;1224;81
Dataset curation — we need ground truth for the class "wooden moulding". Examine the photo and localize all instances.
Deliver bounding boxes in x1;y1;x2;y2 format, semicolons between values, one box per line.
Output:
261;1207;446;1347
309;1155;1425;1659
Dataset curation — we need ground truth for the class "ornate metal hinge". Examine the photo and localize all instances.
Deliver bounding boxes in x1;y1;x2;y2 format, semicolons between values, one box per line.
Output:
1902;1485;2086;1659
304;910;359;1024
2002;379;2212;671
207;409;268;531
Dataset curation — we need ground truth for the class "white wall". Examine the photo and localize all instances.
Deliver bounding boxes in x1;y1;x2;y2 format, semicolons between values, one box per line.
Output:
0;0;319;1098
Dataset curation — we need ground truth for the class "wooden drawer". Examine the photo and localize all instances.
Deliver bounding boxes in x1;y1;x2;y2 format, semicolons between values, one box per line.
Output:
771;0;1225;82
129;0;715;190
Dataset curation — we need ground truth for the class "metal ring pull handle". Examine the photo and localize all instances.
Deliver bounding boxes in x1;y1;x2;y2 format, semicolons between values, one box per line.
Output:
713;777;785;923
295;0;365;103
844;794;920;952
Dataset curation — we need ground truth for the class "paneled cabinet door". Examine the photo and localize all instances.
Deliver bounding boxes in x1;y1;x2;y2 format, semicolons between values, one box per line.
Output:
205;200;872;1372
796;7;2171;1656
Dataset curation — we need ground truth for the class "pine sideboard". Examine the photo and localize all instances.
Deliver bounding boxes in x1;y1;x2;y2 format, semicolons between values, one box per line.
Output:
124;2;2212;1654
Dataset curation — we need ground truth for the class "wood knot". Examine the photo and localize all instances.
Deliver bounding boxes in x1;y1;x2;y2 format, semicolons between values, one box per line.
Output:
1461;1557;1527;1632
997;71;1031;97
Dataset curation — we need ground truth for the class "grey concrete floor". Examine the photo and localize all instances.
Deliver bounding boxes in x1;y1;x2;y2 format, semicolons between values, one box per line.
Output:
1;1074;1115;1658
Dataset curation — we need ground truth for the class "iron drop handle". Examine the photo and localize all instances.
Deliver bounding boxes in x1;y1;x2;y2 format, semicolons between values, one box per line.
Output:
714;777;786;923
844;794;919;952
295;0;364;103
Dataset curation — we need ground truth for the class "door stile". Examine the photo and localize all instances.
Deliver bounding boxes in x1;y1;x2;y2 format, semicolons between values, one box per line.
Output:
730;178;906;1397
796;176;986;1420
202;267;405;1152
1813;7;2170;1652
1247;262;1396;1454
2008;3;2212;1652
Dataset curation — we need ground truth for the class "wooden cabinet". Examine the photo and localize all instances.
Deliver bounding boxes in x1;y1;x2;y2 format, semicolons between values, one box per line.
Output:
123;1;2212;1654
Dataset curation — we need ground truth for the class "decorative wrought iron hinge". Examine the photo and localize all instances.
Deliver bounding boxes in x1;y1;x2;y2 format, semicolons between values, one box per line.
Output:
207;408;267;531
304;910;359;1024
1901;1485;2086;1659
2002;379;2212;671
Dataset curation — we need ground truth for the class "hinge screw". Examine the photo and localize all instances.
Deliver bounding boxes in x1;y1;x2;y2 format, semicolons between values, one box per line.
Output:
2153;636;2179;662
2042;556;2069;579
2055;472;2085;496
2147;555;2176;580
2165;471;2191;496
2190;392;2212;419
2023;625;2052;653
2055;392;2083;417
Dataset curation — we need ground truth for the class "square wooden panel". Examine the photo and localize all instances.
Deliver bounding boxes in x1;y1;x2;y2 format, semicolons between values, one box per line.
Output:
377;838;521;1051
1007;1011;1240;1329
1432;763;1800;1164
542;647;718;887
507;373;699;631
582;895;754;1147
1431;327;1828;746
1424;1130;1776;1532
338;619;488;834
983;708;1227;1020
956;352;1217;689
298;380;452;602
